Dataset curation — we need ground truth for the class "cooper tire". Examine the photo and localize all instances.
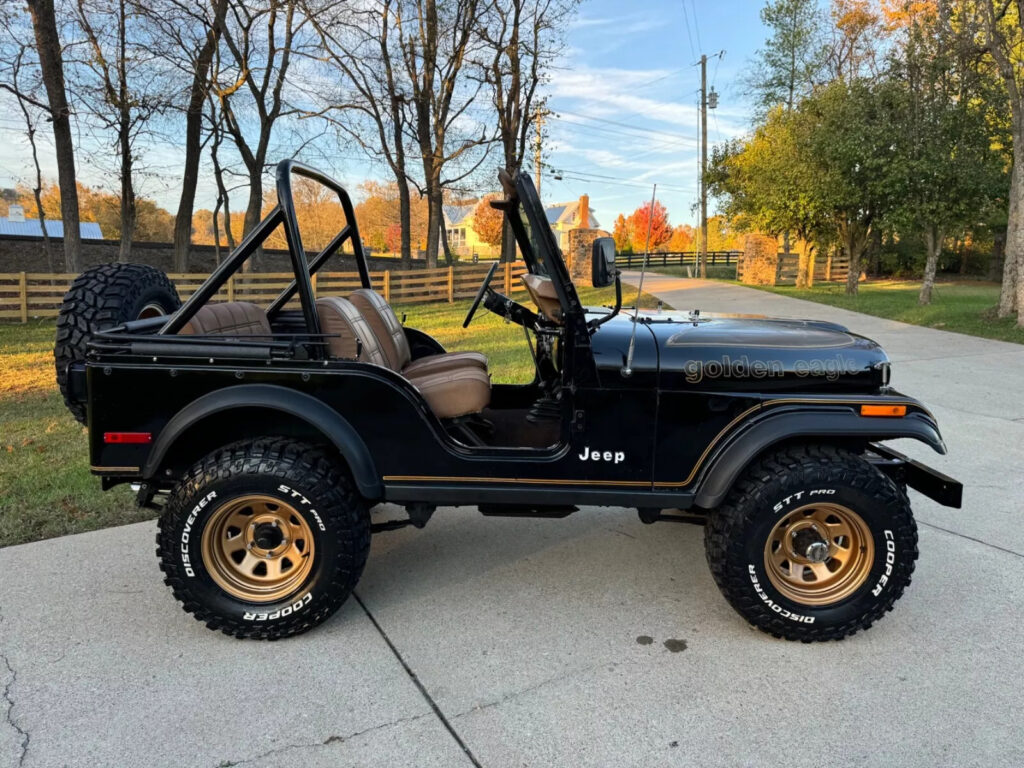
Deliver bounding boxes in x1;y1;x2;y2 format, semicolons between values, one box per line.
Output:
705;444;917;642
55;263;180;424
156;438;371;640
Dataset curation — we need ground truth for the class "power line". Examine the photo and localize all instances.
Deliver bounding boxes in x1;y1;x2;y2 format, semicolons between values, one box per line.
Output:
679;0;697;62
554;110;692;141
690;0;703;53
548;116;695;150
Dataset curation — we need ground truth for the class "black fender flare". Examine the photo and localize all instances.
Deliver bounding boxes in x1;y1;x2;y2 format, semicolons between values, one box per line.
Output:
143;383;381;498
693;409;945;509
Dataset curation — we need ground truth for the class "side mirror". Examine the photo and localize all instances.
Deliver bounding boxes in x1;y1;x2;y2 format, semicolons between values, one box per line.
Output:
591;237;617;288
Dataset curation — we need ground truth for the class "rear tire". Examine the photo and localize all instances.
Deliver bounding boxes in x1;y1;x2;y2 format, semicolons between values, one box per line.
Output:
705;444;917;642
55;263;180;423
156;438;371;639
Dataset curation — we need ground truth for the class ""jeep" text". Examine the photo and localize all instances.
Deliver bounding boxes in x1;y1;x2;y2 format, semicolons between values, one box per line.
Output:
578;446;625;464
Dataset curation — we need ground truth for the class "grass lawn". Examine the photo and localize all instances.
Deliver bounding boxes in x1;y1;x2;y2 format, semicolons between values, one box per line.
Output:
0;281;664;548
750;279;1024;345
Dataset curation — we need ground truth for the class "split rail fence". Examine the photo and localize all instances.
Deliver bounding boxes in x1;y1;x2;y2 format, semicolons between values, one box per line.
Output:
0;261;528;323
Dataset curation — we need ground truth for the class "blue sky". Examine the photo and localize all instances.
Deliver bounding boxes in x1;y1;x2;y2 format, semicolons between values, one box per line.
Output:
0;0;768;228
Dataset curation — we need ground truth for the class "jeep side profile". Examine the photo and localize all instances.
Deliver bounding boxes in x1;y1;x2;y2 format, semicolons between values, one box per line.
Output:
55;160;962;641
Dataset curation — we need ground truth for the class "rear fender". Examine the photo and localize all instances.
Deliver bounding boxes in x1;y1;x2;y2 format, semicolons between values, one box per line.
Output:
694;409;946;509
143;383;381;498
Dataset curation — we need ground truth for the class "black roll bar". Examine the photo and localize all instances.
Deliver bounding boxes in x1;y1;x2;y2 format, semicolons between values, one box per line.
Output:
156;160;372;362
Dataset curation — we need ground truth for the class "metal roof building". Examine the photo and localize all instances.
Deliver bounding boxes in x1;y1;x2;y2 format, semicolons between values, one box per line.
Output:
0;217;104;239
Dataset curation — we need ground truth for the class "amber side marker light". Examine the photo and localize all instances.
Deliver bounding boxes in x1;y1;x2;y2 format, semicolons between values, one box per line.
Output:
104;432;153;444
860;404;907;418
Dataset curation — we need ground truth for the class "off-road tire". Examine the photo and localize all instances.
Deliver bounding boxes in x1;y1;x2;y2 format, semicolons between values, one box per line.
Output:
55;263;180;423
705;444;917;642
156;438;371;640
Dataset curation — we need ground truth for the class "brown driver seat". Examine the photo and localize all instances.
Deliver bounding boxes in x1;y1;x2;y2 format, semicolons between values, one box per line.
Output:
178;301;272;337
316;296;490;420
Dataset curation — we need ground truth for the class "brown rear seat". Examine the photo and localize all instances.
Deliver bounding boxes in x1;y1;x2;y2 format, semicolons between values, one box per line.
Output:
316;296;489;419
178;301;271;337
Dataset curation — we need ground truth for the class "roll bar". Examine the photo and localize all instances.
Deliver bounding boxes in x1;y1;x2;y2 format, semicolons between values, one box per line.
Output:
157;160;371;359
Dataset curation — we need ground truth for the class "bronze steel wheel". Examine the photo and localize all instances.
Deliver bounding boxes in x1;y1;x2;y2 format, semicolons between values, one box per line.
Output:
763;503;874;606
201;494;317;603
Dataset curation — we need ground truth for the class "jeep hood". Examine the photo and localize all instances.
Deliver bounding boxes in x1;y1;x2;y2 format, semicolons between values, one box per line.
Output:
586;308;889;392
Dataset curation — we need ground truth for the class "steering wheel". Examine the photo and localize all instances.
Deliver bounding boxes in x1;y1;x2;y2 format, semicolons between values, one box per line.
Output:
463;261;499;328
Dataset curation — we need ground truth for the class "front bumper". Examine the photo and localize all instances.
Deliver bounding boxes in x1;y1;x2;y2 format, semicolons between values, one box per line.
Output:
868;444;963;508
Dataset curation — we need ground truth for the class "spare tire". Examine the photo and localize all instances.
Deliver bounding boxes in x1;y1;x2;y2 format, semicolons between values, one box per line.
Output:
55;263;181;423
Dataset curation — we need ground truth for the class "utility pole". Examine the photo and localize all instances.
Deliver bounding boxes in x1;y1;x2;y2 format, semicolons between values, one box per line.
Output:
699;53;708;279
534;105;545;196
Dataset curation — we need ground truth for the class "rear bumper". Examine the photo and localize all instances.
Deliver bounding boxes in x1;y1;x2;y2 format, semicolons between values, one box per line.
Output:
868;443;963;509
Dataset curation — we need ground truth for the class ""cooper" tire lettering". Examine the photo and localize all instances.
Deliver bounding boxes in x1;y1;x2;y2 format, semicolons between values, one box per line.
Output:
243;592;313;621
871;530;896;596
180;491;217;577
748;565;815;623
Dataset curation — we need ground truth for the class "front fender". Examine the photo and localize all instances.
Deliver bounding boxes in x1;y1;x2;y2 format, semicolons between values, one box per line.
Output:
143;383;381;498
693;408;945;509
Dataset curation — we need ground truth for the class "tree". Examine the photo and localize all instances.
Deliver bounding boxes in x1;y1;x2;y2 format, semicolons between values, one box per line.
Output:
629;199;672;252
666;224;694;252
217;0;310;264
398;0;491;268
144;0;229;271
306;0;419;265
25;0;82;271
477;0;577;262
354;180;428;253
974;0;1024;323
747;0;824;116
612;212;632;251
825;0;884;81
472;193;503;246
884;3;1005;304
74;0;170;262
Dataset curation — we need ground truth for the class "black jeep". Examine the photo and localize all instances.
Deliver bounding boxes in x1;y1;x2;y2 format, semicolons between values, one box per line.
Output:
56;160;961;641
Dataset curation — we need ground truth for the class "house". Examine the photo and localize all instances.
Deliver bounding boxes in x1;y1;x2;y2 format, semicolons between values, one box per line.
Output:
0;206;104;239
545;195;600;250
442;203;498;258
443;194;600;258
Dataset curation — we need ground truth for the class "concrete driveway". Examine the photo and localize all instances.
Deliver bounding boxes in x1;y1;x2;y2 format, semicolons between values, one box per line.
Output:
2;275;1022;768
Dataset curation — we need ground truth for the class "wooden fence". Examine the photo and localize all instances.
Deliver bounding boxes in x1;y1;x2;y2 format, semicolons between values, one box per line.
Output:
0;261;528;322
617;250;740;269
773;252;851;285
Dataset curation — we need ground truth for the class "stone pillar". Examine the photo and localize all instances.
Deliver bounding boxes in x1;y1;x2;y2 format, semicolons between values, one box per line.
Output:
565;227;610;285
739;233;779;286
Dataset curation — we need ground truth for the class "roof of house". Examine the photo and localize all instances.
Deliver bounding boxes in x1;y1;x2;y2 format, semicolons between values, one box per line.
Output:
442;204;475;227
545;201;600;229
0;217;104;239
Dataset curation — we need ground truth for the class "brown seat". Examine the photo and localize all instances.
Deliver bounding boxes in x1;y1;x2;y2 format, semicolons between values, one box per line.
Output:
521;274;562;325
348;288;488;376
178;301;272;337
316;296;489;419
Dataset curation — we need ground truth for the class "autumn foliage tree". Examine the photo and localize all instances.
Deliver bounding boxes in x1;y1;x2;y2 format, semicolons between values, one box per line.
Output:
628;200;672;252
612;213;632;252
472;194;504;248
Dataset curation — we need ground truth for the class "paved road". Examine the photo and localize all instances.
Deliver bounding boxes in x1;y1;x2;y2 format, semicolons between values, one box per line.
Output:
2;276;1022;767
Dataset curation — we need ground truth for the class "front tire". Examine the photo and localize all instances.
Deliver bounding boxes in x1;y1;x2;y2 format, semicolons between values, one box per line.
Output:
157;439;371;639
705;444;917;642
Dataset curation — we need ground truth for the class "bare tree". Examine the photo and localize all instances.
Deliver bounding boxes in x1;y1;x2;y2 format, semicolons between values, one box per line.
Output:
74;0;169;261
0;39;55;270
305;0;418;264
477;0;575;262
398;0;491;267
143;0;229;271
217;0;309;266
25;0;82;271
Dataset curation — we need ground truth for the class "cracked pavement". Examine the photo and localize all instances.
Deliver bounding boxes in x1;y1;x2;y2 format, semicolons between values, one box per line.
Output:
2;276;1023;767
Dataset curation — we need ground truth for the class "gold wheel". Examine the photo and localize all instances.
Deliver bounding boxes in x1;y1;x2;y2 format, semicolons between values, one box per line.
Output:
763;503;874;606
201;494;316;603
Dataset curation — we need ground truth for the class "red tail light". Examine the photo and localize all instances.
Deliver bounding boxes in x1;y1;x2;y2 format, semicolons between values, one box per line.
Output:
103;432;153;444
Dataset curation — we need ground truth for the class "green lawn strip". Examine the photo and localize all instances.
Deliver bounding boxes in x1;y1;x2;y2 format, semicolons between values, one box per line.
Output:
742;280;1024;345
0;283;667;547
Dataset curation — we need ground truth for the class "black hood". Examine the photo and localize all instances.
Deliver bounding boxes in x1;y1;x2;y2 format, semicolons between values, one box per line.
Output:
586;308;889;393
